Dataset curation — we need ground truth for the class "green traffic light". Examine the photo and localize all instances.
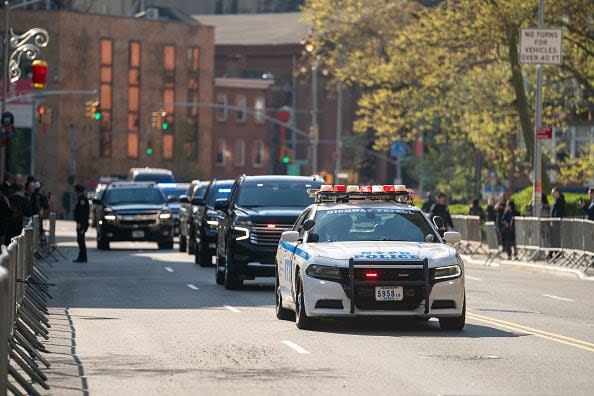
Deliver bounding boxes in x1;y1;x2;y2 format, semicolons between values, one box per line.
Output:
94;112;101;121
282;156;290;164
146;147;153;155
162;122;169;131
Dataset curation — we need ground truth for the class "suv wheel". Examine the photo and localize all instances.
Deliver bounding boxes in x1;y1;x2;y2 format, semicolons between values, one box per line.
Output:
223;249;243;290
158;240;174;250
179;235;187;252
439;297;466;331
215;252;225;285
187;225;196;254
295;274;315;330
97;227;110;250
196;237;210;267
276;276;295;321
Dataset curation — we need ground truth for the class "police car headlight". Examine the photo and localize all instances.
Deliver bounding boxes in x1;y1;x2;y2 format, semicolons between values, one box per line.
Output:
306;264;341;281
432;264;461;281
104;214;116;221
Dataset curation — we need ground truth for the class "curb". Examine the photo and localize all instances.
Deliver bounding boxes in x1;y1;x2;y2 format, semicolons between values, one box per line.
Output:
460;254;594;281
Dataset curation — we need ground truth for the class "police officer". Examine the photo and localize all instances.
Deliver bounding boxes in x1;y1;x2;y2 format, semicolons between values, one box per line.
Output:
73;184;89;262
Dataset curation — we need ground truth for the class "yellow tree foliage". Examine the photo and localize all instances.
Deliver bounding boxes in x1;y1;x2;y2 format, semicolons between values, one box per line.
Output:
303;0;594;180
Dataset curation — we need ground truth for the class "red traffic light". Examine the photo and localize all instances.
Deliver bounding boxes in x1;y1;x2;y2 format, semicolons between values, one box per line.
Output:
32;60;48;89
36;105;46;118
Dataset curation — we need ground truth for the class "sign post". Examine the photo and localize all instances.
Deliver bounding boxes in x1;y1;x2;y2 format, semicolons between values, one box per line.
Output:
519;0;562;217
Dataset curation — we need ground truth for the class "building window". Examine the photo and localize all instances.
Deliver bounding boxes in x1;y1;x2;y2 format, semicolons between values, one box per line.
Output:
99;38;113;158
235;95;247;122
215;138;228;166
253;140;265;167
127;41;141;159
254;96;265;123
162;44;176;159
216;93;228;121
234;139;245;167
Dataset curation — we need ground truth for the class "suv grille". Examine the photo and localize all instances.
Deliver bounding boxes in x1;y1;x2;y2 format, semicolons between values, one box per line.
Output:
249;223;293;246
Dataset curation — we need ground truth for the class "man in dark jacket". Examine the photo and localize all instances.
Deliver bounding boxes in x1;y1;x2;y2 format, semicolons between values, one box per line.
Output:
578;187;594;221
421;192;435;213
9;183;32;237
429;192;453;230
73;184;90;263
550;188;567;218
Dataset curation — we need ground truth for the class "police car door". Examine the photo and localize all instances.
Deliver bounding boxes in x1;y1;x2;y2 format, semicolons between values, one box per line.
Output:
279;209;311;302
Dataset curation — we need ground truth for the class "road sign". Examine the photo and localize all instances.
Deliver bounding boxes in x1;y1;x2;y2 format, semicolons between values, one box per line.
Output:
535;126;553;140
390;141;407;158
520;28;562;65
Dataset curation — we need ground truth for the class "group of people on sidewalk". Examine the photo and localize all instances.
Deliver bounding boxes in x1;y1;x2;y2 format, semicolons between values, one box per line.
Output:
0;172;50;246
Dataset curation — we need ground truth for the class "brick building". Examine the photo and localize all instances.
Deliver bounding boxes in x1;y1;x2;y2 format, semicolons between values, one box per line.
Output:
2;9;214;217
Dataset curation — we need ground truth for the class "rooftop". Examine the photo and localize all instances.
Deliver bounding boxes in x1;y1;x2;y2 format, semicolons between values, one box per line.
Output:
193;12;307;45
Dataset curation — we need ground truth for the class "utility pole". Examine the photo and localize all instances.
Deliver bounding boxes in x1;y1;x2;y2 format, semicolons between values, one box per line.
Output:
0;0;10;177
532;0;544;217
310;55;320;175
334;49;343;183
290;54;297;157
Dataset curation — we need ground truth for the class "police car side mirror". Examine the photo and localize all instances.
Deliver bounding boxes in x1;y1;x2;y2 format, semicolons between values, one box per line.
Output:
281;231;300;243
302;219;315;232
443;231;461;244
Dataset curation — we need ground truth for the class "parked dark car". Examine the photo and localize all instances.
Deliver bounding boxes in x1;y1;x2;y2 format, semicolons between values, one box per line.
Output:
191;179;233;267
215;175;324;289
178;180;209;253
94;182;175;250
157;183;190;236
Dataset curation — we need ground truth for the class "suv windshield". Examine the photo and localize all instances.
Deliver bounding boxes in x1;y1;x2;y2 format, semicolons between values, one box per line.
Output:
104;188;165;205
133;173;175;183
237;180;323;207
311;208;437;243
207;182;233;206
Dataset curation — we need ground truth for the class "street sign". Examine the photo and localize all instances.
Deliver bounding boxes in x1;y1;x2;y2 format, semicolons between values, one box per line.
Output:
390;141;407;158
535;126;553;140
520;28;562;65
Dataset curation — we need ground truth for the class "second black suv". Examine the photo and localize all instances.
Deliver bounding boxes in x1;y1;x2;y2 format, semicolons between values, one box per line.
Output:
94;182;175;250
215;175;324;289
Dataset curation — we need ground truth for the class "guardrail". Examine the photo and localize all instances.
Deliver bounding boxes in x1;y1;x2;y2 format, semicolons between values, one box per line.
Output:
1;214;57;395
452;215;594;268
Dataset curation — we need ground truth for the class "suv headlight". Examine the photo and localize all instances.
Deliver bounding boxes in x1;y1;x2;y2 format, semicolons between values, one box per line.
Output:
104;214;116;221
432;264;462;281
159;212;172;219
306;264;341;281
234;219;252;227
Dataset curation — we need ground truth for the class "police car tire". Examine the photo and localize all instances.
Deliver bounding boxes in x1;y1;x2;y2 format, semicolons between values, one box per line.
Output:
295;275;315;330
179;236;187;252
275;276;295;321
224;251;243;290
438;297;465;331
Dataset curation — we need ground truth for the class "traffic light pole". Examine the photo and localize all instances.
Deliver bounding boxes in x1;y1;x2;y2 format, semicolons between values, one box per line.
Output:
310;55;320;175
532;0;544;217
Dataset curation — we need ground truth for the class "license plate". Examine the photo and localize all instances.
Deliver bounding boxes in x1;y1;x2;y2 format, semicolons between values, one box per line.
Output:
375;286;403;301
132;230;144;238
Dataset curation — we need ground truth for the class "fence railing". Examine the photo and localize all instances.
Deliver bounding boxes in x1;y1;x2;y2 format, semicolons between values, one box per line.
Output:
451;214;594;268
1;214;59;395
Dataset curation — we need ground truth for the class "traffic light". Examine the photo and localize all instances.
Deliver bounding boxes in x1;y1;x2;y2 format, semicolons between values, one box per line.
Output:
160;112;169;131
146;141;153;156
85;100;101;120
36;105;52;125
279;146;292;164
31;60;47;89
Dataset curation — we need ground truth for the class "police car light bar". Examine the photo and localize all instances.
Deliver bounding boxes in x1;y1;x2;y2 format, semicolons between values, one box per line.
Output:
309;184;414;204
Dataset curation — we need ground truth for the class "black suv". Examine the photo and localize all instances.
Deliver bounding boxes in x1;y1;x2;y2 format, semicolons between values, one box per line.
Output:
191;179;233;267
215;175;324;289
94;182;175;250
178;181;209;253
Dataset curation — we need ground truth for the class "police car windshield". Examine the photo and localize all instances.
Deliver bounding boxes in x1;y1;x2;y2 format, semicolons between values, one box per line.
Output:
104;188;165;205
207;182;233;206
312;208;437;243
237;181;323;207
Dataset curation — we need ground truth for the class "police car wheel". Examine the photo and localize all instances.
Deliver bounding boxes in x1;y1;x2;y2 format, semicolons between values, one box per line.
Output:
439;297;466;331
295;275;315;330
223;250;243;290
275;276;295;321
179;235;187;252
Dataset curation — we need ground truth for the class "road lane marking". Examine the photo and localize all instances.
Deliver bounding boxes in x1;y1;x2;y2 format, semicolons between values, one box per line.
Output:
467;312;594;353
187;284;199;290
164;267;174;273
465;275;482;281
543;294;574;302
281;340;310;354
223;305;240;313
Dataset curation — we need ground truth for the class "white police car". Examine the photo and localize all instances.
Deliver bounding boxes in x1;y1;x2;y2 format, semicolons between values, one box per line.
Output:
275;184;465;330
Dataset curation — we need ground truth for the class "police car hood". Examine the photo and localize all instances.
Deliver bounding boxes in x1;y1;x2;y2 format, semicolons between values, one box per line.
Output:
308;241;457;267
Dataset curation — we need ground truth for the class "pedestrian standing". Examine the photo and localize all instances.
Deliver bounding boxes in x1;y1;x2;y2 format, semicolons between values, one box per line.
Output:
501;200;519;260
73;184;90;263
486;196;496;222
0;189;14;245
550;188;567;218
468;198;485;222
429;192;453;230
421;192;435;213
9;183;32;237
578;187;594;221
540;193;551;217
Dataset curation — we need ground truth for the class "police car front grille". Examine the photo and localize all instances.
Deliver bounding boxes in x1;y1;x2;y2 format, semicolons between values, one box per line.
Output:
249;224;293;246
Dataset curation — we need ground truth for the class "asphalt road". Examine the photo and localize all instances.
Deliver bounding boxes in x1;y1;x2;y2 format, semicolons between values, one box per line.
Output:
39;221;594;396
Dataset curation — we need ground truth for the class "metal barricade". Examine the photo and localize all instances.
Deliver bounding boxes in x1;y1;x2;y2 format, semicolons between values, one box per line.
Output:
483;222;501;264
0;262;9;396
584;220;594;256
539;218;562;252
452;215;469;240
